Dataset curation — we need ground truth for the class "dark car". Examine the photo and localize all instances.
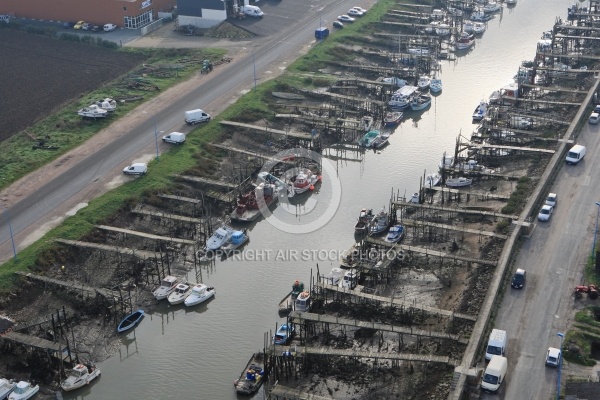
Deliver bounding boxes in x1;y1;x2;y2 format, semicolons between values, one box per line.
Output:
333;21;344;29
511;268;526;289
63;21;76;29
91;25;100;32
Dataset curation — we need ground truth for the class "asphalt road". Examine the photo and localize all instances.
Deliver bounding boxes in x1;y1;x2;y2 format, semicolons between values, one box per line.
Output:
0;1;373;263
481;121;600;399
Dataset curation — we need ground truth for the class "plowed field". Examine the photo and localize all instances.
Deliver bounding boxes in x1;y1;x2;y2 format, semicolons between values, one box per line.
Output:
0;30;145;141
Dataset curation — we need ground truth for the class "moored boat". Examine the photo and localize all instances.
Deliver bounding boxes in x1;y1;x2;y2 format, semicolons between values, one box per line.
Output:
357;130;381;147
472;21;486;34
0;378;15;399
257;171;294;198
417;75;431;90
153;275;179;301
446;177;473;187
273;323;295;345
430;78;442;94
371;131;390;149
278;280;305;315
291;168;321;194
295;290;311;311
61;364;101;392
7;381;38;400
410;93;432;111
168;283;192;305
472;100;488;121
385;225;405;243
455;33;475;50
425;173;441;187
360;115;374;131
220;230;249;255
234;353;265;395
389;85;418;109
482;1;501;13
383;111;403;126
230;183;279;222
184;283;216;307
205;225;235;251
325;268;344;286
369;209;390;235
117;309;144;333
354;208;374;235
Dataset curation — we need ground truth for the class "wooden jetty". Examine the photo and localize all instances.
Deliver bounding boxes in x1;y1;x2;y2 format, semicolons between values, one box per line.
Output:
316;282;478;322
271;344;457;366
365;237;498;267
424;186;511;201
400;219;508;240
157;194;202;204
55;239;156;260
95;225;195;245
289;311;469;344
470;143;556;154
269;384;332;400
174;174;239;189
278;291;294;315
219;120;313;140
2;331;65;353
391;201;520;220
131;208;203;223
15;271;119;299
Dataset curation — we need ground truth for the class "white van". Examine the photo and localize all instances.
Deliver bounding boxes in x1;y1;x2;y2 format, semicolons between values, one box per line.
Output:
481;355;508;393
565;144;586;164
162;132;186;144
123;163;147;175
485;329;507;361
184;109;211;125
241;5;264;17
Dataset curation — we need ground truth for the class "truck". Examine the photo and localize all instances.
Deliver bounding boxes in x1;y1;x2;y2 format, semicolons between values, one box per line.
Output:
485;329;507;361
481;355;507;393
184;109;211;125
315;27;329;40
162;132;186;144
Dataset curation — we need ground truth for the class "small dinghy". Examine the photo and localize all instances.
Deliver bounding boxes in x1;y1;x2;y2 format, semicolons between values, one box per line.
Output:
117;309;144;333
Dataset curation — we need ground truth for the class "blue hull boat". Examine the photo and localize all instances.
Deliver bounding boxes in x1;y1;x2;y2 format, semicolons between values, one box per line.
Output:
117;309;144;333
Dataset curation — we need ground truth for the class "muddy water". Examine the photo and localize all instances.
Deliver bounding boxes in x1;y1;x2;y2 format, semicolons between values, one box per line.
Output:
67;1;571;398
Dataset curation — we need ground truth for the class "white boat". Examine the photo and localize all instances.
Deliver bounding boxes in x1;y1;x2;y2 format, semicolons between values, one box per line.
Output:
482;1;501;12
472;21;486;34
167;283;192;305
463;20;474;33
430;78;442;94
472;100;488;121
506;0;516;5
339;269;358;289
389;85;418;109
77;104;107;118
446;177;473;187
61;364;101;392
295;290;311;311
435;23;451;36
455;34;475;50
360;115;374;131
0;378;15;399
292;168;321;194
369;209;389;235
371;131;390;149
325;268;344;286
184;283;216;307
417;75;431;90
410;93;432;111
439;153;455;169
425;173;441;187
205;225;235;251
385;225;405;243
153;275;179;300
8;381;38;400
407;48;429;56
95;98;117;112
220;230;249;254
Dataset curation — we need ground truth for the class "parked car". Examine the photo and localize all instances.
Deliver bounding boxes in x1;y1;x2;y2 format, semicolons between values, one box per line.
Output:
545;347;561;367
333;21;344;29
352;6;368;13
545;193;557;207
103;23;117;32
589;112;600;124
81;22;93;30
538;204;553;221
123;163;148;175
63;21;76;29
337;15;355;23
511;269;526;289
347;8;363;16
73;21;85;29
91;25;100;32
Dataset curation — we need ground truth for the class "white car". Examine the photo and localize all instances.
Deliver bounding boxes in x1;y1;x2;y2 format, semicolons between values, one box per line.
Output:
589;112;600;124
545;193;557;207
347;8;363;16
538;204;553;221
352;6;368;13
337;15;355;23
123;163;148;175
545;347;561;367
103;23;117;32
